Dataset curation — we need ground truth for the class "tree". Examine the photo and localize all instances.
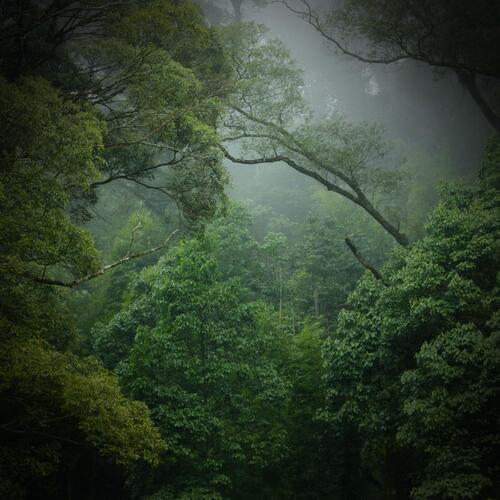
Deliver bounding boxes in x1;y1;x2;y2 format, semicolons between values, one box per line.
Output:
0;338;165;498
281;0;500;132
0;58;166;500
71;207;178;339
323;141;500;498
281;319;342;499
87;0;229;220
287;194;394;326
220;23;409;246
94;216;290;498
1;0;230;220
0;76;103;291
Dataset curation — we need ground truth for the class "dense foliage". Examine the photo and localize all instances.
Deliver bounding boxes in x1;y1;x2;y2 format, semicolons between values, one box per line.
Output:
324;145;500;498
95;220;290;498
0;0;227;496
1;0;498;498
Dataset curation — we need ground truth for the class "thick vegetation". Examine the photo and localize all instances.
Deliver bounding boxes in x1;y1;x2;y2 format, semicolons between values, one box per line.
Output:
0;0;498;499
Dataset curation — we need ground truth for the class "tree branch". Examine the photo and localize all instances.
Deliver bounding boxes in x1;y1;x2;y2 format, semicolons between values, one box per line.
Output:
219;144;358;201
455;70;500;132
220;143;409;246
90;160;182;189
280;0;500;132
26;230;178;288
345;237;386;283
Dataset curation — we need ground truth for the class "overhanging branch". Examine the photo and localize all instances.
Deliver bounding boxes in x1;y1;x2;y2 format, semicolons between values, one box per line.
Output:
220;144;409;246
219;144;358;201
455;70;500;132
26;230;179;288
280;0;500;132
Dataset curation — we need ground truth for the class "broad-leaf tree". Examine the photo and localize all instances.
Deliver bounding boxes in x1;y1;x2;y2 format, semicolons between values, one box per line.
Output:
95;216;290;498
323;141;500;498
220;24;409;246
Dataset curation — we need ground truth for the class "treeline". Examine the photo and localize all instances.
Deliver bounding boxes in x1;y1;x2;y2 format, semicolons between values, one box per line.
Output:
0;0;499;499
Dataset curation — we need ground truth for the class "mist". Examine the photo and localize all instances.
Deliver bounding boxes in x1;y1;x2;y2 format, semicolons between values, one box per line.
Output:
1;0;499;498
208;0;495;243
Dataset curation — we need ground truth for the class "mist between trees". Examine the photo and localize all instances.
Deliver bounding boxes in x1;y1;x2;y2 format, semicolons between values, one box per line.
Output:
0;0;499;498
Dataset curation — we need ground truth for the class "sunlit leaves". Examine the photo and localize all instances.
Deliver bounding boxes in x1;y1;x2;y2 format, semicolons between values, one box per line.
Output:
0;339;165;465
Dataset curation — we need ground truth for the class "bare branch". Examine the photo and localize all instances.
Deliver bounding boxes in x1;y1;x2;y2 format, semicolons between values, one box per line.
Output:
345;237;386;283
26;230;179;288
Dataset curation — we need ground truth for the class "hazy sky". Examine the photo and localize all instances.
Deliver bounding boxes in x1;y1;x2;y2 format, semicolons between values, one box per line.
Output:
240;0;493;170
198;0;496;213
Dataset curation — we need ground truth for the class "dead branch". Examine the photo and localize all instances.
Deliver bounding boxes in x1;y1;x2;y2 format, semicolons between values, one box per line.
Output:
345;237;386;284
26;230;178;288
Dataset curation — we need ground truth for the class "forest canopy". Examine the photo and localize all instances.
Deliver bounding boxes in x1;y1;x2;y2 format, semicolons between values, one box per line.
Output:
0;0;499;499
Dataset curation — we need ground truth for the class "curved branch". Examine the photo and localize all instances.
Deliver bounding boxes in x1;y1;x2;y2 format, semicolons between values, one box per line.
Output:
455;70;500;132
90;159;183;189
220;145;409;246
219;144;358;201
229;104;356;186
280;0;500;132
281;0;500;77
